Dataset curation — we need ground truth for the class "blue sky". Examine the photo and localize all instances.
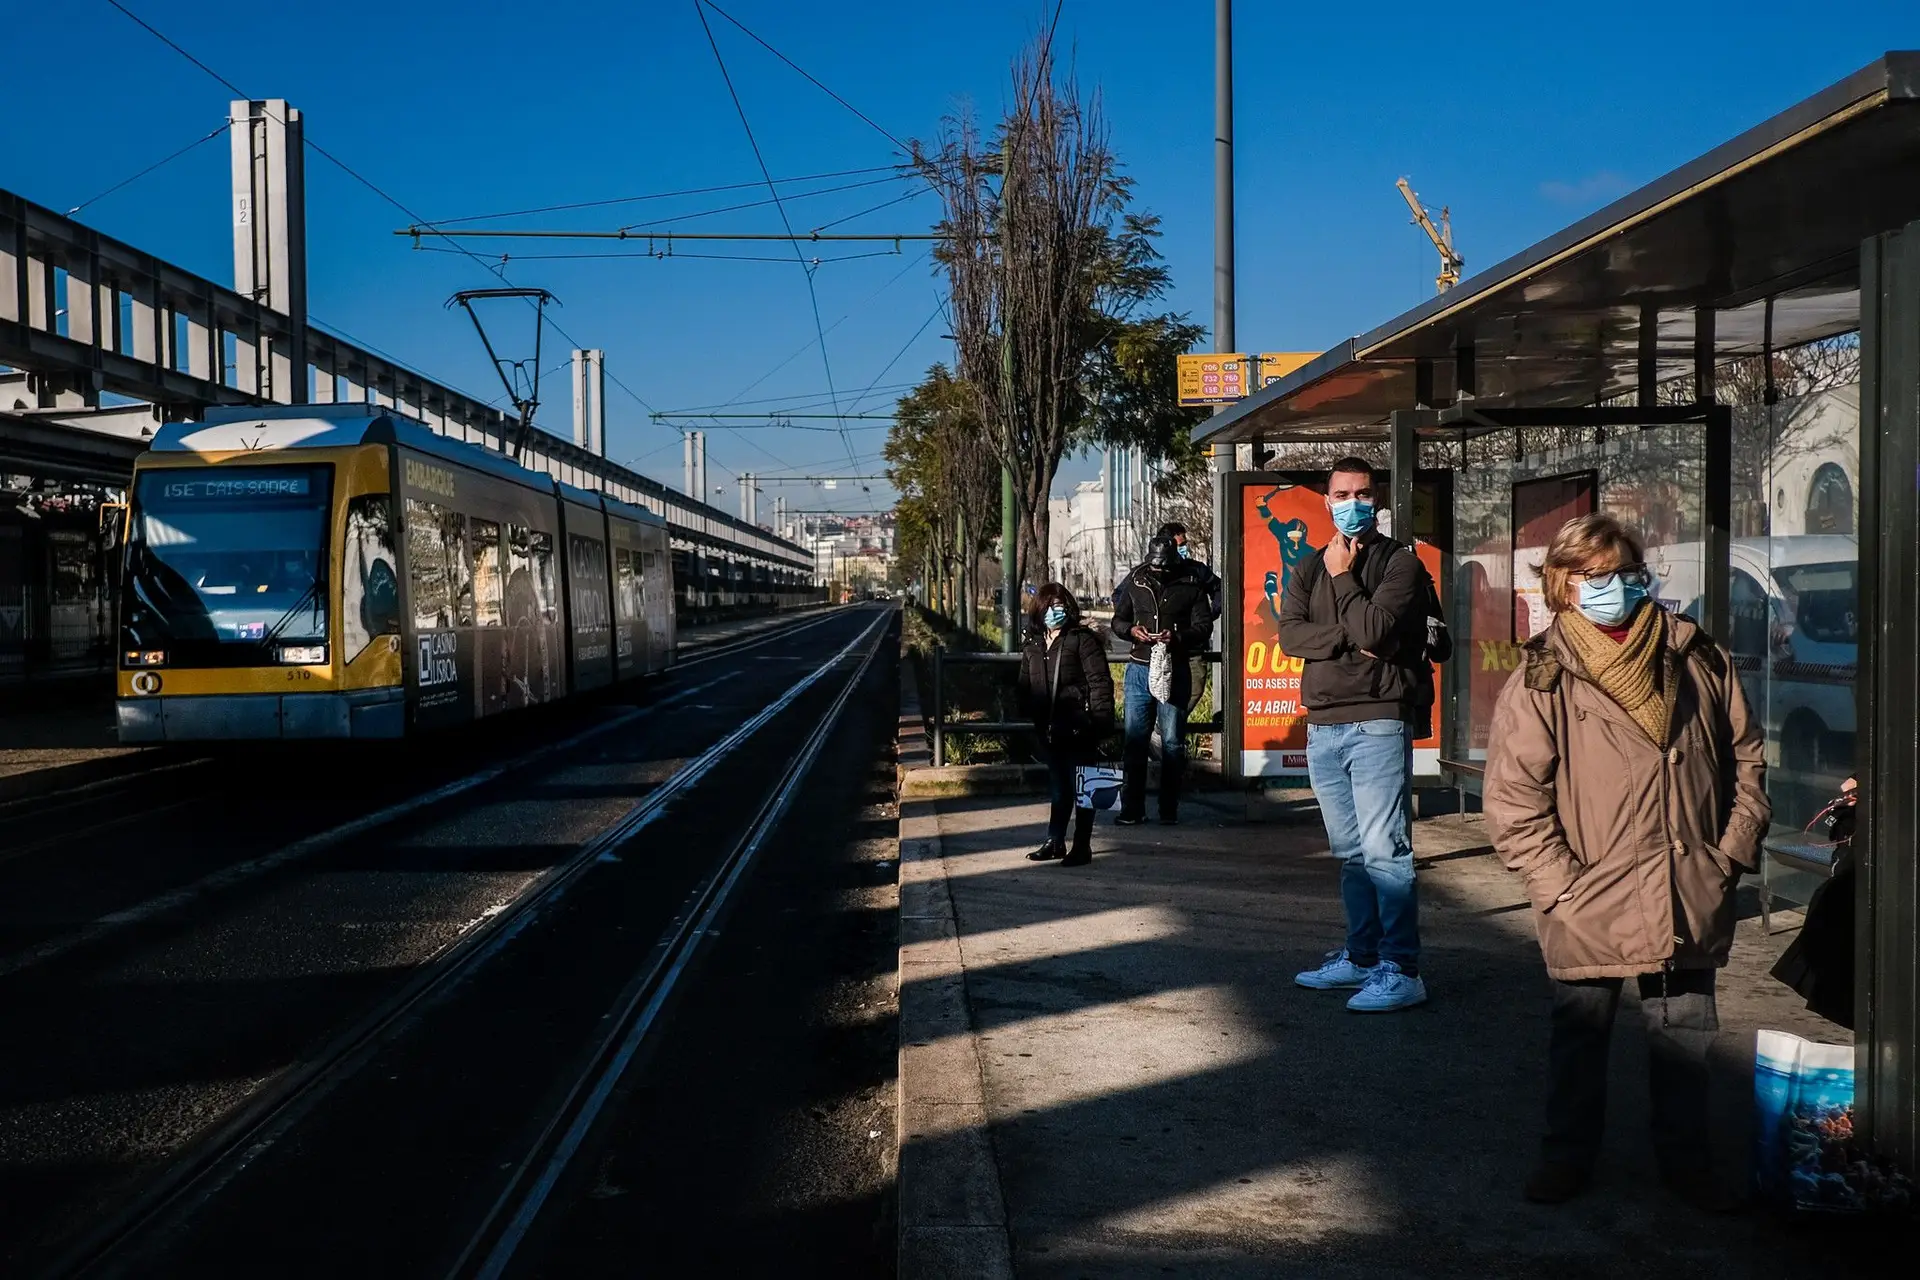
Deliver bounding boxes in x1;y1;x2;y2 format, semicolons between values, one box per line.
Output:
5;2;1916;509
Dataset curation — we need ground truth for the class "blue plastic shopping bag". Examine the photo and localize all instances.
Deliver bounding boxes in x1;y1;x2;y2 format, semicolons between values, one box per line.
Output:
1754;1029;1859;1211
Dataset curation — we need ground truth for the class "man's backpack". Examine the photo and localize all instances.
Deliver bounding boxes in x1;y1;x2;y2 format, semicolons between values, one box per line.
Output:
1356;540;1451;666
1420;569;1453;665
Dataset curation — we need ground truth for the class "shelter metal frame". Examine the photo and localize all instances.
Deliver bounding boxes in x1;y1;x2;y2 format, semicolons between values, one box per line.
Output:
1188;51;1920;1165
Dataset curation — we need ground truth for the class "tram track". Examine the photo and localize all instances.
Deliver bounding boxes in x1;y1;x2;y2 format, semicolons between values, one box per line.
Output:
39;607;892;1279
0;606;890;1274
0;608;850;980
452;607;886;1280
0;608;840;842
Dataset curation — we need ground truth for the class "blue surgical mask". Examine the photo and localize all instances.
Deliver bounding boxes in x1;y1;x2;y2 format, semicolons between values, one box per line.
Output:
1043;605;1067;630
1330;498;1375;537
1176;544;1191;559
1576;575;1651;627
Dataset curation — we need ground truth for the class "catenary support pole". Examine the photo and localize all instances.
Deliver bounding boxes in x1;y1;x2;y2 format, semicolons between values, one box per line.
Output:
1209;0;1236;576
1210;0;1235;768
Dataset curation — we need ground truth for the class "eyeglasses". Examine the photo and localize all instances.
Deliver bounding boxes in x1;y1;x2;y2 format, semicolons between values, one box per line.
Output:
1569;564;1653;590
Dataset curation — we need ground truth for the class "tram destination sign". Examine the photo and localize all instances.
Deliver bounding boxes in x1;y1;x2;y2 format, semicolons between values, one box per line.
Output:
159;474;310;501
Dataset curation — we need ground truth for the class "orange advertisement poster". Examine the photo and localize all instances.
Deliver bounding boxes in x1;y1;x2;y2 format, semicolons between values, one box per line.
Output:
1239;483;1441;778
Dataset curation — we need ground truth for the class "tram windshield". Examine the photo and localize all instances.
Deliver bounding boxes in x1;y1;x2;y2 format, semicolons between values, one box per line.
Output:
123;465;333;666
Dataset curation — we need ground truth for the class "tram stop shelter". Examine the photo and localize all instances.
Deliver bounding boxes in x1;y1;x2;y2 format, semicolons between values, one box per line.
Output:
1195;52;1920;1169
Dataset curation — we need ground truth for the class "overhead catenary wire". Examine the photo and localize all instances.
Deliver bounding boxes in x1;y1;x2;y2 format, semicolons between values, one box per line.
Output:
657;382;918;415
412;245;906;266
693;0;858;472
617;172;915;232
422;163;910;228
718;249;931;410
651;422;895;432
807;187;934;233
66;120;228;216
844;300;944;412
695;0;908;152
102;0;896;491
103;1;665;428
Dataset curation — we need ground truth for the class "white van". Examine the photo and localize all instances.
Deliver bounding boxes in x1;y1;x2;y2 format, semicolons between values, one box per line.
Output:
1648;535;1857;775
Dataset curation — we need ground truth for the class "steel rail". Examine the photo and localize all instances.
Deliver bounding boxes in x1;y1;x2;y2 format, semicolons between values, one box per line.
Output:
450;601;890;1279
0;756;210;820
0;610;863;981
48;608;890;1278
0;609;845;825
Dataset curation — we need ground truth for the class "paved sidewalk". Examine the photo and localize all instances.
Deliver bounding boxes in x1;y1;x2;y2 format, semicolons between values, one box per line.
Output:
898;776;1878;1278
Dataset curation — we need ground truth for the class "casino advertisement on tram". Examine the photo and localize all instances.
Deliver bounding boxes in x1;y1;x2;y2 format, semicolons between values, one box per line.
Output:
1233;475;1445;779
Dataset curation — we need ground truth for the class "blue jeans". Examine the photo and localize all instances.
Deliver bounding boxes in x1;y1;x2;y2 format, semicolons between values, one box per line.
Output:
1306;719;1419;970
1122;660;1190;818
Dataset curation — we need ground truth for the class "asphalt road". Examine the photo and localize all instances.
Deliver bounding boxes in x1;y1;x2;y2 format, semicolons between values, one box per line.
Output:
0;606;899;1277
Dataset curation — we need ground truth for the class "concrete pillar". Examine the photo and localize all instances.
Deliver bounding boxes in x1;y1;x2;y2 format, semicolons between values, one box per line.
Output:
572;349;589;450
230;99;308;402
588;349;605;458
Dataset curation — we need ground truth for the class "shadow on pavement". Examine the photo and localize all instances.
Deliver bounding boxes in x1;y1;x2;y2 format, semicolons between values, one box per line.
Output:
904;791;1879;1279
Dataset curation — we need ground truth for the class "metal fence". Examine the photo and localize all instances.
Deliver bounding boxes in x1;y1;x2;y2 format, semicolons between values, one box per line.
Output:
929;646;1225;767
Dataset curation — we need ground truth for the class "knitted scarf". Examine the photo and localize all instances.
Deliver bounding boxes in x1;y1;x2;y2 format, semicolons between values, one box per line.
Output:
1560;602;1670;746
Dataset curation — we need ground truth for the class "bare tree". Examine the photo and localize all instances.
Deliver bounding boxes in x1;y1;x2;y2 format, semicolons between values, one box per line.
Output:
917;39;1125;591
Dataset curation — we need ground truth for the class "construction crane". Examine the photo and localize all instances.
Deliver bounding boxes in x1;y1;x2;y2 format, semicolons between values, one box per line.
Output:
1396;177;1463;294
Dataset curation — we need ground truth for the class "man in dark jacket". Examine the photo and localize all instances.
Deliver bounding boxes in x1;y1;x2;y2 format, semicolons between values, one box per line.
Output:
1112;522;1222;713
1279;457;1435;1014
1111;534;1214;825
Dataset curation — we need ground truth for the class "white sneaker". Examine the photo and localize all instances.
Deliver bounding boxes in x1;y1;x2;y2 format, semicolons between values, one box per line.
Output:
1295;949;1375;990
1345;960;1428;1012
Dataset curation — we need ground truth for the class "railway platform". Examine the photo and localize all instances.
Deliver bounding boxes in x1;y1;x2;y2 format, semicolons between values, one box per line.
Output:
895;690;1876;1278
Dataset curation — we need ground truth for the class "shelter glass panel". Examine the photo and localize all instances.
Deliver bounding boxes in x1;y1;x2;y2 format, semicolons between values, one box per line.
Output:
1445;375;1860;832
1721;381;1860;828
1450;422;1706;766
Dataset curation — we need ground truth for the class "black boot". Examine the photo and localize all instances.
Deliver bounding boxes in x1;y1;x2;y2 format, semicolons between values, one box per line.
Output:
1027;840;1065;862
1059;807;1093;866
1159;758;1183;825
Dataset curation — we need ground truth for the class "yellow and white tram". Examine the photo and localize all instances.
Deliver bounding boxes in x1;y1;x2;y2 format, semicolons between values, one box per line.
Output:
116;405;675;742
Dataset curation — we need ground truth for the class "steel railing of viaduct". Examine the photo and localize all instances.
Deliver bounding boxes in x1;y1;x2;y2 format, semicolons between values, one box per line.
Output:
0;185;812;577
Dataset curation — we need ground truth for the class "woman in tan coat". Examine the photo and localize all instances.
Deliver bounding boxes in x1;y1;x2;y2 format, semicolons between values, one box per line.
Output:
1484;514;1769;1210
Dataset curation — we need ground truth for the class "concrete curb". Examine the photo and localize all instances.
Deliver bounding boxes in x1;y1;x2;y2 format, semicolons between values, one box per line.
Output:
896;658;1015;1279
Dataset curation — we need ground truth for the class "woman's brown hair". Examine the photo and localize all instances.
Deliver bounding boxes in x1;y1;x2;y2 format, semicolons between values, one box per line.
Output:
1029;582;1081;627
1540;514;1646;613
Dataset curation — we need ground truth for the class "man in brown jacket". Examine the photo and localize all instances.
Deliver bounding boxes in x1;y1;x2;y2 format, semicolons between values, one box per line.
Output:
1484;514;1768;1210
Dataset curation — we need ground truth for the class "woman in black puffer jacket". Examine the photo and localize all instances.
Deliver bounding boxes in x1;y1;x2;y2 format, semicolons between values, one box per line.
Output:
1016;583;1116;867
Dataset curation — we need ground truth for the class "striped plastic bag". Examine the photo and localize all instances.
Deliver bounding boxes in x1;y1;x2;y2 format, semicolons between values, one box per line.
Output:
1074;765;1124;811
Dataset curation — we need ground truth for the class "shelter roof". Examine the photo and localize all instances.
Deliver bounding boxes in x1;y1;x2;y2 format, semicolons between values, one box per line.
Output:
1197;53;1920;445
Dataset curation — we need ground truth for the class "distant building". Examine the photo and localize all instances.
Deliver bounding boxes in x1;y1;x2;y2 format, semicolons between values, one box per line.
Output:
795;512;895;586
1045;447;1168;607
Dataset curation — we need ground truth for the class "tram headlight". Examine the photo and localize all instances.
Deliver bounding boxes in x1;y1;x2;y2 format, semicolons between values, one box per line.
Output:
125;649;167;666
277;645;327;665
